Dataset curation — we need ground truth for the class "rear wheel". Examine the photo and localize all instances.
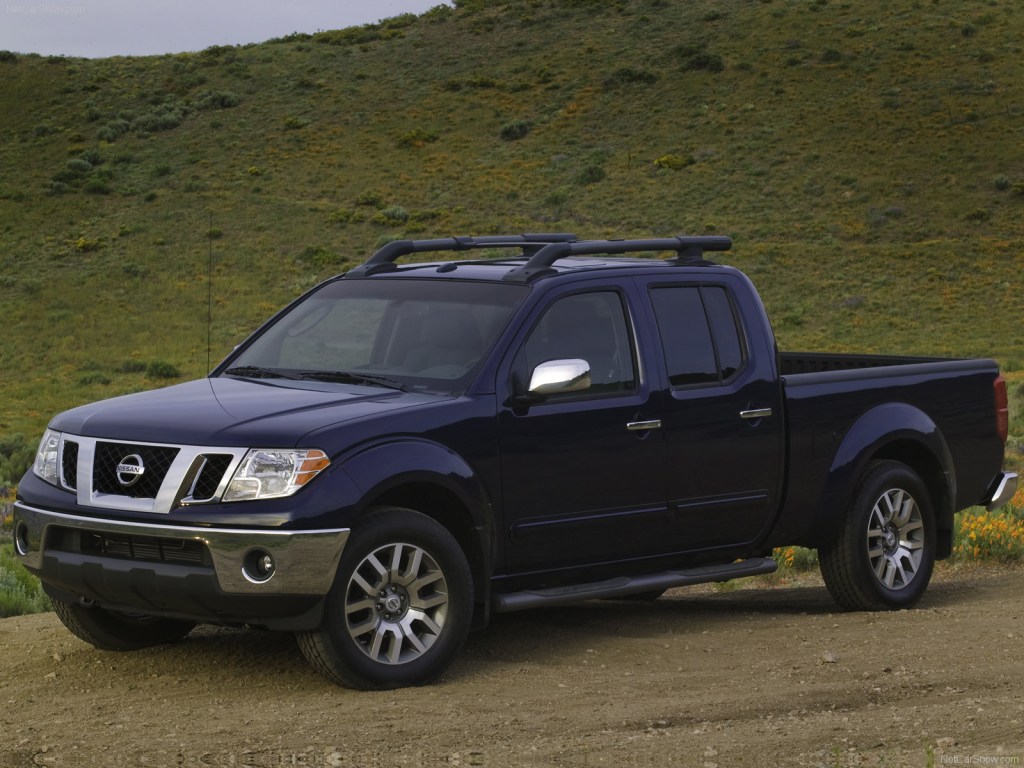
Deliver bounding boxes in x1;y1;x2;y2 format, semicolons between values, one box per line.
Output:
297;507;472;690
819;460;936;611
52;598;195;651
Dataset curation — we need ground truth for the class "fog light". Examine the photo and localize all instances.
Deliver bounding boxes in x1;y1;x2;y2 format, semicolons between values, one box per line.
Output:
243;549;276;584
14;523;30;557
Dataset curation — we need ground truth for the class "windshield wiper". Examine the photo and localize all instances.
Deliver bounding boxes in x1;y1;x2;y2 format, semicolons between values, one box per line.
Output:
295;371;406;391
222;366;304;380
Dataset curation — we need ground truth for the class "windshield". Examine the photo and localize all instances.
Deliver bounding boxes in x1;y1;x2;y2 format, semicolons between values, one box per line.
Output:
222;277;529;393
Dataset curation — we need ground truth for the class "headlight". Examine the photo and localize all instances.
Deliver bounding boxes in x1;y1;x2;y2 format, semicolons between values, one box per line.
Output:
33;429;61;487
222;448;330;502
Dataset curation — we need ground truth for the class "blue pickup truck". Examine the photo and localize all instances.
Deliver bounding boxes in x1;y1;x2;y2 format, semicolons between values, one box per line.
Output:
13;234;1017;689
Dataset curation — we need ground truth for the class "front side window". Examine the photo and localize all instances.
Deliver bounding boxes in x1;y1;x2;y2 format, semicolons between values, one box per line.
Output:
517;291;637;397
224;278;528;393
650;285;747;388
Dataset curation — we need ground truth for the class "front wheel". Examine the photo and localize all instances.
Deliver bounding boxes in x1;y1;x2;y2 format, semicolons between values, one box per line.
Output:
296;507;473;690
819;461;936;611
52;598;195;651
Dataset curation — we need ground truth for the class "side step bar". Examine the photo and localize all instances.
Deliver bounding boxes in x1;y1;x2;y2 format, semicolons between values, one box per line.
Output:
492;557;778;613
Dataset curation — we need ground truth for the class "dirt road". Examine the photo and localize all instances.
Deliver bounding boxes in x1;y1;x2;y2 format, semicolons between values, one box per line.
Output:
1;564;1022;767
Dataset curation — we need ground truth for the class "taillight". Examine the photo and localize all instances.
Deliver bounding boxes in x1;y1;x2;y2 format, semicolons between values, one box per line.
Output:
994;374;1009;444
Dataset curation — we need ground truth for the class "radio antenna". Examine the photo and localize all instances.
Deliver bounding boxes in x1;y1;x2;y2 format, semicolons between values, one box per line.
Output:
207;211;213;374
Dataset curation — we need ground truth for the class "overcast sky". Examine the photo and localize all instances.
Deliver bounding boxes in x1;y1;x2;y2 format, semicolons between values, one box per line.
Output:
0;1;451;58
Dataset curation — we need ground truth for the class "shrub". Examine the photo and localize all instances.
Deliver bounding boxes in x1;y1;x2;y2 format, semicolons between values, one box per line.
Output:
66;158;93;174
500;120;532;141
0;544;52;617
372;206;410;225
355;190;385;207
603;66;658;89
953;508;1024;562
576;165;606;185
283;115;310;130
994;175;1011;191
119;360;148;373
397;128;440;148
0;50;18;63
83;176;112;195
78;371;111;386
133;103;187;133
653;153;693;171
0;434;34;488
674;44;725;73
146;361;181;379
33;123;53;137
193;89;241;110
97;119;131;142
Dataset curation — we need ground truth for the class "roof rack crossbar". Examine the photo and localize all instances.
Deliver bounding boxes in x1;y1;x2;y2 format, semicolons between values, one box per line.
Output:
344;233;578;278
502;235;732;283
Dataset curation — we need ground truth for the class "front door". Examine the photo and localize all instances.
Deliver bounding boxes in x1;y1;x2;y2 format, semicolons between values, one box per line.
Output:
498;287;667;573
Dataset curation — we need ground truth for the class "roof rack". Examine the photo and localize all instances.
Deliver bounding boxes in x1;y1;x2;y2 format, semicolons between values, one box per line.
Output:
343;233;732;282
344;233;578;278
501;235;732;282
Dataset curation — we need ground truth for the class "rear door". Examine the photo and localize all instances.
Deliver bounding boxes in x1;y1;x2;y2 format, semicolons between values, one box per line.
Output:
642;277;784;550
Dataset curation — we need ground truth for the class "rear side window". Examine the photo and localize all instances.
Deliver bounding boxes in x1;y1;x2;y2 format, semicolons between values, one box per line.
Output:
649;285;747;388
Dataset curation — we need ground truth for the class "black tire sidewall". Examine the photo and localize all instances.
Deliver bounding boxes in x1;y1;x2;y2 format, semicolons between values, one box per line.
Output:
847;461;937;609
319;507;473;689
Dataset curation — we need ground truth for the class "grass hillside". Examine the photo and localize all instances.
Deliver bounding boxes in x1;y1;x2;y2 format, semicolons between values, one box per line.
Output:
1;0;1023;483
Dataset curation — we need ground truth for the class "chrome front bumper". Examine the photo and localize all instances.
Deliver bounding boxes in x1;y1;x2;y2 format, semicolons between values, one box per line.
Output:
12;502;349;596
986;472;1018;512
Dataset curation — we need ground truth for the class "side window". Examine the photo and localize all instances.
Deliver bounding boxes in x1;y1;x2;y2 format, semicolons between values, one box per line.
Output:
650;285;747;388
518;291;637;397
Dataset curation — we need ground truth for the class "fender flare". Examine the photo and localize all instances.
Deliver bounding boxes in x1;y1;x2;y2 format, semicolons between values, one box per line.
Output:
338;437;496;617
809;402;956;549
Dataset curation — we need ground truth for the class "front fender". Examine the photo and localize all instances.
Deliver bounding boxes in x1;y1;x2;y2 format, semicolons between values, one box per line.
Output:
338;438;496;620
809;403;955;547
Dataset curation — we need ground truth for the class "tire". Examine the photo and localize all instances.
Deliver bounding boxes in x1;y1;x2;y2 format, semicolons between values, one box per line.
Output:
296;507;473;690
52;598;195;651
819;460;936;611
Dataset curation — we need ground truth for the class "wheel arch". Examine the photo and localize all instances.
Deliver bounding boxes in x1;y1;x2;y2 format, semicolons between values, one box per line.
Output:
810;403;956;556
340;438;496;628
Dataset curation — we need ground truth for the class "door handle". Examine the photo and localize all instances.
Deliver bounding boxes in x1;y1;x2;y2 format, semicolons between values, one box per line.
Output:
739;408;773;420
626;419;662;432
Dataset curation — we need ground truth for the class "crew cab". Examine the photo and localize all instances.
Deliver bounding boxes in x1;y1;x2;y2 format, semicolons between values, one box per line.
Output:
13;234;1017;689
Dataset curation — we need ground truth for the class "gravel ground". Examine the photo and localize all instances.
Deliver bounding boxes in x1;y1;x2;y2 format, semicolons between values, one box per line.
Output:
1;564;1022;767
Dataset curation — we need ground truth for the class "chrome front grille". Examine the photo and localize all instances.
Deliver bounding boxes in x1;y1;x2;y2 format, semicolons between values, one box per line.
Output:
57;434;247;514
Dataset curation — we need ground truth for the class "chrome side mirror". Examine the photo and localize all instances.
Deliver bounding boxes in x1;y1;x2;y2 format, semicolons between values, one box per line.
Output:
527;359;591;397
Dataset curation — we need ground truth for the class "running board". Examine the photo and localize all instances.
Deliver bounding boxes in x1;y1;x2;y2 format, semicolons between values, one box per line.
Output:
492;557;777;613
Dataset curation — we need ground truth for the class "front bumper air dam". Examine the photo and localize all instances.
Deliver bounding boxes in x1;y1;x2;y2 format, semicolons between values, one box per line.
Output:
12;502;349;596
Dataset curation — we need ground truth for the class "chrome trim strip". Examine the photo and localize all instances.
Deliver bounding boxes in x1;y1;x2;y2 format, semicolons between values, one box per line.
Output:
12;502;349;595
986;472;1018;512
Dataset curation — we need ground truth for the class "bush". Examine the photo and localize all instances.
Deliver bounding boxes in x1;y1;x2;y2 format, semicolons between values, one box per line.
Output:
674;44;725;73
576;165;606;185
397;128;440;148
146;361;181;379
133;103;187;133
953;508;1024;562
372;206;410;225
603;66;659;89
0;545;52;617
0;434;34;487
193;89;241;110
500;120;532;141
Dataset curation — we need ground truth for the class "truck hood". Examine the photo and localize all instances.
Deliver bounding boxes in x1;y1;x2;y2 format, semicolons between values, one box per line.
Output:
50;377;443;448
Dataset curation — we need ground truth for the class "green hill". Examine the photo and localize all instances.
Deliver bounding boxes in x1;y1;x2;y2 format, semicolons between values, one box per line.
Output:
1;0;1022;481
